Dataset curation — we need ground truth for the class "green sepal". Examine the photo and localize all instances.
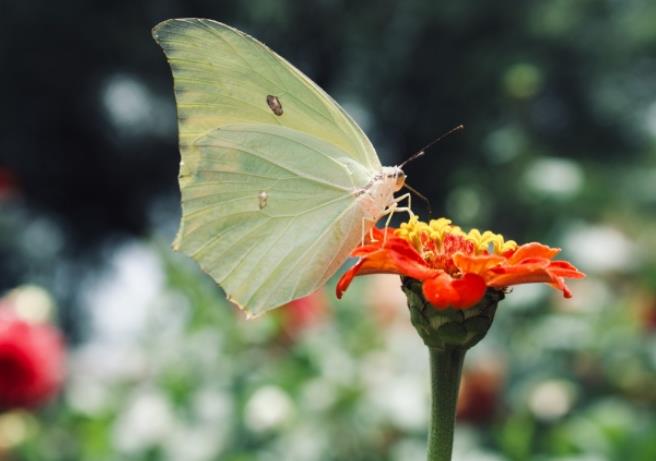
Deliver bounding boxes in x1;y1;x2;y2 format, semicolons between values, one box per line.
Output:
402;277;504;351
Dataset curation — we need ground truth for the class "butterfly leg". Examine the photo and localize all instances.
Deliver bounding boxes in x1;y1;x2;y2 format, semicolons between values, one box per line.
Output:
388;192;415;218
380;193;415;227
359;193;416;247
360;216;379;245
377;193;415;247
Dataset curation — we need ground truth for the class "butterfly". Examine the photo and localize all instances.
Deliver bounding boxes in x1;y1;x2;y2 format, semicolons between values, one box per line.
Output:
153;18;409;317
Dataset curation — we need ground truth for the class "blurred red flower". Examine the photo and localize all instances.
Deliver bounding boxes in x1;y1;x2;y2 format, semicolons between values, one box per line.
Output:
337;217;585;310
640;297;656;332
0;310;65;408
280;290;328;339
0;167;18;200
457;363;505;424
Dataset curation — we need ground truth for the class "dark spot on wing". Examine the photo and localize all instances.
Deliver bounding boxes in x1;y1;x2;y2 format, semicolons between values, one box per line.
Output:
266;95;283;116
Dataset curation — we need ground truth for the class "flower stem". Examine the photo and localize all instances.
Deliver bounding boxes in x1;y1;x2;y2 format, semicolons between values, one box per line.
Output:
427;347;466;461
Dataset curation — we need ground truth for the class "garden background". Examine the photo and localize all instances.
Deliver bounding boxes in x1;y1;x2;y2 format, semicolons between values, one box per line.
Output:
1;1;655;460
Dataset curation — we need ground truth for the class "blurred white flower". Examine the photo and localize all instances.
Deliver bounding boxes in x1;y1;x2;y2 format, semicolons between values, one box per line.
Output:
66;376;112;416
70;341;148;383
113;389;176;454
524;157;584;199
360;327;428;431
534;315;592;350
451;427;498;461
82;241;165;343
300;378;338;413
192;388;233;424
503;284;549;310
390;438;426;461
102;73;174;139
554;277;611;313
304;328;357;385
244;385;294;433
369;375;427;431
561;224;637;273
269;424;327;461
528;379;577;421
163;425;224;461
7;285;54;324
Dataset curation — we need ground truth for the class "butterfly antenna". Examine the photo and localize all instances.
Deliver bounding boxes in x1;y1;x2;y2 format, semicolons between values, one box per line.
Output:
404;183;432;216
399;124;464;168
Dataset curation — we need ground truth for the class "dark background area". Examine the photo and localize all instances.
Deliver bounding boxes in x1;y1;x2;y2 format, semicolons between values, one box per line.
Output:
3;1;651;245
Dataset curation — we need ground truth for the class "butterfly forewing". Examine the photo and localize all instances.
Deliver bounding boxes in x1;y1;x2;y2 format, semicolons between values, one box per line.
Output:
153;18;385;315
152;18;380;171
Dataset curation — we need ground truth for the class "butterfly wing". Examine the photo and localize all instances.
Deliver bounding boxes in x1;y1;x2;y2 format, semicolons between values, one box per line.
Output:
153;18;385;315
175;124;373;316
152;18;381;173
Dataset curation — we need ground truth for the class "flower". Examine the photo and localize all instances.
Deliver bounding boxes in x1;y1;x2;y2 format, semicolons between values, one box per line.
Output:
0;167;18;200
456;360;505;424
337;217;585;310
279;290;328;339
0;309;65;408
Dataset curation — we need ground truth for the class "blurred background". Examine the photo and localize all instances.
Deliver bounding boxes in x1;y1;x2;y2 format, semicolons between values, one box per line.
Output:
1;1;656;460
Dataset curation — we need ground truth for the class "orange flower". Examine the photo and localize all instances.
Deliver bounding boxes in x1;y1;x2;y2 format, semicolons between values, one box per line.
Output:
337;217;585;310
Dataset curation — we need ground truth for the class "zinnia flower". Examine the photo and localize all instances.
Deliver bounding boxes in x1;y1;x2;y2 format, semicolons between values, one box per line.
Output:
0;309;65;408
337;217;584;310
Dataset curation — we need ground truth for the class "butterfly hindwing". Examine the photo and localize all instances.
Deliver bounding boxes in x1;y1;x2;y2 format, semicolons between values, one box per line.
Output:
175;124;371;316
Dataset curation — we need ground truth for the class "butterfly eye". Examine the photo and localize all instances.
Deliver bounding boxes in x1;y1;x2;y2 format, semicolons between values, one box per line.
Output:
395;171;406;190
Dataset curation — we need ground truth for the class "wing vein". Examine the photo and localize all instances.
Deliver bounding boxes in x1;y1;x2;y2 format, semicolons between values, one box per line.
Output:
193;215;270;263
243;199;360;307
198;141;352;191
217;127;358;186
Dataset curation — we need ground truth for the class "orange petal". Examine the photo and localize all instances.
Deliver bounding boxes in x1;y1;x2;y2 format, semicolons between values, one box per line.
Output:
422;273;486;310
422;273;460;309
336;238;438;299
487;270;553;288
547;261;586;279
506;242;560;264
488;259;585;298
453;252;504;276
452;273;487;308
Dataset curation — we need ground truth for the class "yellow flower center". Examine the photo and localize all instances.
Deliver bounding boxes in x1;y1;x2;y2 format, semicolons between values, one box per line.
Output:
395;216;517;256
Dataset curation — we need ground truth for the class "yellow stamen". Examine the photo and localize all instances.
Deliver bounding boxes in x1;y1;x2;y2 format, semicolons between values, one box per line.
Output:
395;217;518;255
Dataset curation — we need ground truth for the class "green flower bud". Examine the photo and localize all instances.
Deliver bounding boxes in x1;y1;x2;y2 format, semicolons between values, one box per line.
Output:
402;277;504;350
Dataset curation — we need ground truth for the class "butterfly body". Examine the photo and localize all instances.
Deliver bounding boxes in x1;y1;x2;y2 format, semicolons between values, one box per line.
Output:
154;18;404;316
354;166;405;221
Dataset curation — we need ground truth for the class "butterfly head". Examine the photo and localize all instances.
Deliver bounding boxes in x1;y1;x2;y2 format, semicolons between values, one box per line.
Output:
389;166;406;192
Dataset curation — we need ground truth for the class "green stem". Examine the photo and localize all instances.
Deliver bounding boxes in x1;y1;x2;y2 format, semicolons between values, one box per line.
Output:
427;347;466;461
